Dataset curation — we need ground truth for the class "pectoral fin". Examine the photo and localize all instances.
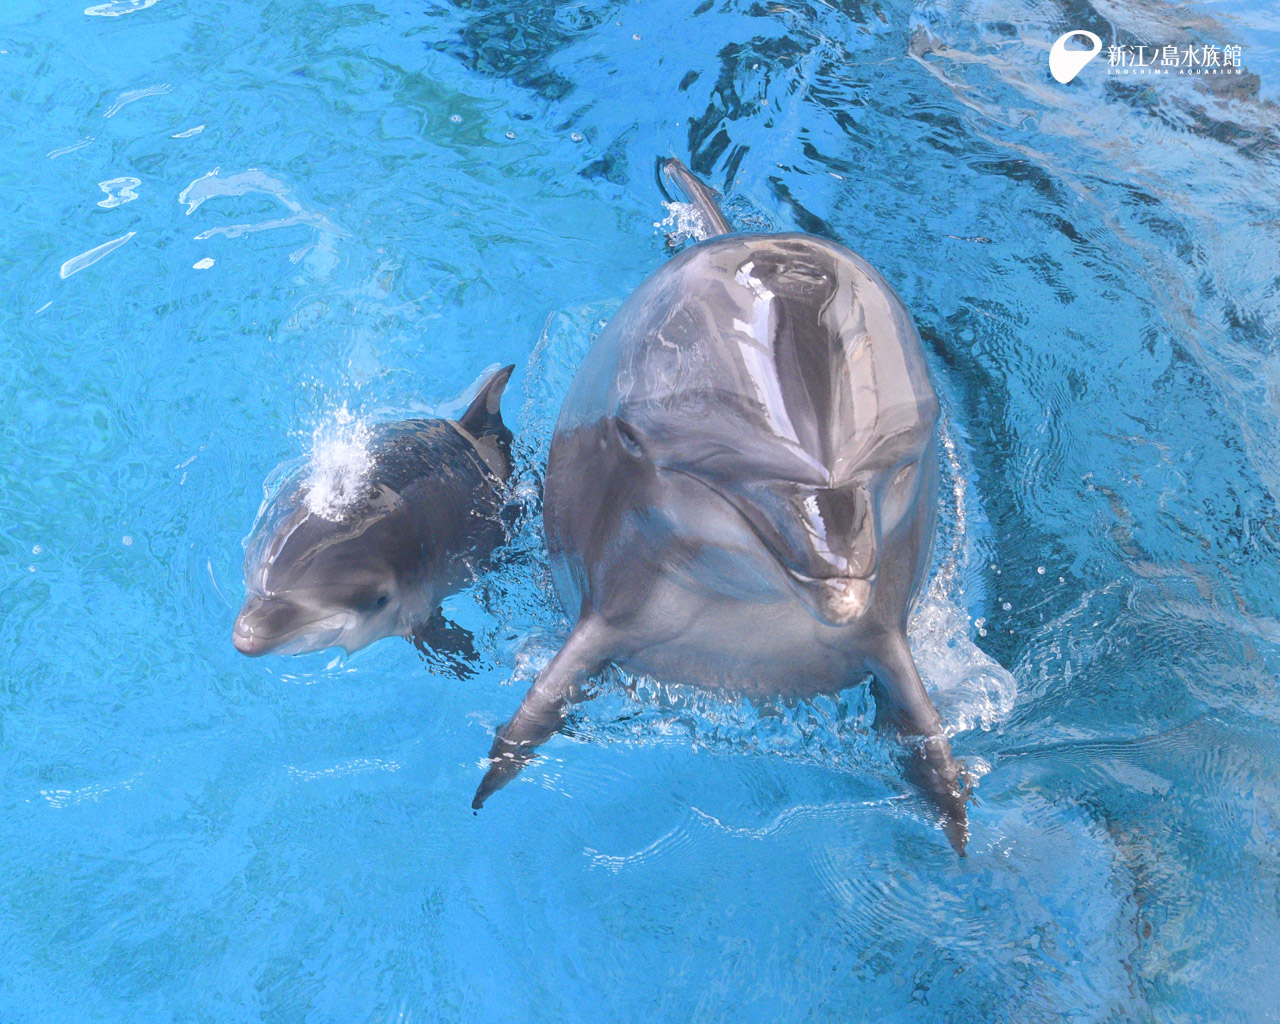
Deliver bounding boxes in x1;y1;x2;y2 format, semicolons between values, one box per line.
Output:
472;617;609;809
411;609;479;678
870;633;971;855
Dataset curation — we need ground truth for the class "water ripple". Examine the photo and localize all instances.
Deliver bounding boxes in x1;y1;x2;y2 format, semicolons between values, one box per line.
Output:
58;230;136;279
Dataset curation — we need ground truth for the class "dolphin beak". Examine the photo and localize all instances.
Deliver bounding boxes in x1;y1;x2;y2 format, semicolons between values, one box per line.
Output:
233;602;268;656
232;595;352;657
782;568;875;626
233;595;300;657
232;625;263;656
816;575;873;623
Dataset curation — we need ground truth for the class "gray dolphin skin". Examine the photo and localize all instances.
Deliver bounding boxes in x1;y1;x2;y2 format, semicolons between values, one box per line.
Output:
475;160;970;852
233;365;515;660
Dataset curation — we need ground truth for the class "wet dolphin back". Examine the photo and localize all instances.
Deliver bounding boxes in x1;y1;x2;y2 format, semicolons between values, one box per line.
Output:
552;234;937;469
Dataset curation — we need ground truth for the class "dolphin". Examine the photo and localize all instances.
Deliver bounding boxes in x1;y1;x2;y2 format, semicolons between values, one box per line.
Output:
233;365;515;660
474;161;970;851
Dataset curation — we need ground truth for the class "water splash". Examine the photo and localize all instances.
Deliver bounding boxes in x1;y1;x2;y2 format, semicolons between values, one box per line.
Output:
304;404;373;521
654;200;710;244
579;678;891;779
909;419;1017;734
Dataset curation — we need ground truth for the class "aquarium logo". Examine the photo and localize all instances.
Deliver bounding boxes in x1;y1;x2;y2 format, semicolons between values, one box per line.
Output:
1050;30;1247;83
1049;31;1103;84
1104;43;1244;76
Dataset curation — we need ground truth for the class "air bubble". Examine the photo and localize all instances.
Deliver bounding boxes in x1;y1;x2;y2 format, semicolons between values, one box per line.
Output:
450;114;462;124
122;535;133;546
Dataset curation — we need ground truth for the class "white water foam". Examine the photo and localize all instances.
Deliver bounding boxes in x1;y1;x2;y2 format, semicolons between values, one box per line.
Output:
908;421;1017;736
304;404;373;521
654;200;711;244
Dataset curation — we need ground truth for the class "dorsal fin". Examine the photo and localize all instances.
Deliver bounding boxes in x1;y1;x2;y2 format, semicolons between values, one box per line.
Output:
458;364;515;444
661;158;733;237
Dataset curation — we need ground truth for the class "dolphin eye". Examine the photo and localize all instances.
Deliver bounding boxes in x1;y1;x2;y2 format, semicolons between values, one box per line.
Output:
356;591;390;612
615;419;643;458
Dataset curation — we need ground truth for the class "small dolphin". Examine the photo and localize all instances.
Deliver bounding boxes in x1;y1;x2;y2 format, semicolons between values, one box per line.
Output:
475;162;969;851
233;365;515;660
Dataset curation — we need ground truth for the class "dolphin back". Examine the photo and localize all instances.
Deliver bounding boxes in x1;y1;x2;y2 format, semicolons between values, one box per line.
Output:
554;232;937;476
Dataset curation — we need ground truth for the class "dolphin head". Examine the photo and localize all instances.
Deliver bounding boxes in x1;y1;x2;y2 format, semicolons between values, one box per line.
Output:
639;412;936;627
606;237;940;628
233;479;420;657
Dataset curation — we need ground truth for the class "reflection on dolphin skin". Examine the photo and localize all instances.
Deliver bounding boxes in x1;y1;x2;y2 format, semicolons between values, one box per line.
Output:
476;160;970;852
233;366;515;661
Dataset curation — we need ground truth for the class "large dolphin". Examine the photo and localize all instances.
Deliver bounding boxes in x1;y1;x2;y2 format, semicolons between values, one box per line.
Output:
475;161;970;851
233;365;515;660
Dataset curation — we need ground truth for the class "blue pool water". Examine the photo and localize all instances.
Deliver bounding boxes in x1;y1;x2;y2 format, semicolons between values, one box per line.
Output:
3;0;1279;1019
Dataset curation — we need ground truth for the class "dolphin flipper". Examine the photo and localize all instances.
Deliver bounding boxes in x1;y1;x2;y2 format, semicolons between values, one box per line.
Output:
472;618;609;809
870;633;971;855
412;609;479;678
661;158;734;237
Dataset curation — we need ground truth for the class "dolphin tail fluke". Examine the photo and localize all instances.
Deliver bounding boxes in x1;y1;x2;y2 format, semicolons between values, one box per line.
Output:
471;617;608;809
459;364;516;448
661;158;734;237
871;632;972;855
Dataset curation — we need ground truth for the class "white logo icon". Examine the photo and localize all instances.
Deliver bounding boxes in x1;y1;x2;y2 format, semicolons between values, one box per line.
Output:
1049;31;1103;83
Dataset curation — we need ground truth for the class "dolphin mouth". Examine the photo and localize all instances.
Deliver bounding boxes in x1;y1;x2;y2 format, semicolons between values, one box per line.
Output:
661;467;877;623
785;569;876;625
233;599;349;657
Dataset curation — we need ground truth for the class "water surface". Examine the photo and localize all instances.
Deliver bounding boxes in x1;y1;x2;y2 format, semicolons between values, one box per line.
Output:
1;0;1278;1020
